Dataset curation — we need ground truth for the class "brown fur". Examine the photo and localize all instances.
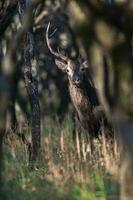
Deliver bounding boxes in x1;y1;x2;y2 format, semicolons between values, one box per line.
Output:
69;75;101;139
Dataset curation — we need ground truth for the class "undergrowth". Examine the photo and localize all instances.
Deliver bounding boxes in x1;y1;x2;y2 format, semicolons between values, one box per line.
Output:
1;115;120;200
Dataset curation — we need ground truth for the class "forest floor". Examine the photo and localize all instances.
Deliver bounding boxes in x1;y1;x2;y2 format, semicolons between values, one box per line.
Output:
1;115;120;200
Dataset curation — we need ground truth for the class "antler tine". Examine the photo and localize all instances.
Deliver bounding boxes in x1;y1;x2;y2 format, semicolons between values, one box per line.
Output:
46;22;68;61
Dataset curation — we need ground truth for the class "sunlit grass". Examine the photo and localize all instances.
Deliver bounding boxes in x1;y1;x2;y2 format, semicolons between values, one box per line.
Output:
2;115;120;200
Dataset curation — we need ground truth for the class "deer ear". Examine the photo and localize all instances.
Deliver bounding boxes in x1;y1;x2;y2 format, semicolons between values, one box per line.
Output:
82;60;89;68
55;59;67;71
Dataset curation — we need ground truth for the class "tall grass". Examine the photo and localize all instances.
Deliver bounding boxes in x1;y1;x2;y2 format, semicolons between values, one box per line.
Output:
2;115;120;200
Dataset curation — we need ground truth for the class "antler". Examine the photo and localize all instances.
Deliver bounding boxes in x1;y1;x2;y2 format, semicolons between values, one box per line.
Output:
46;22;68;61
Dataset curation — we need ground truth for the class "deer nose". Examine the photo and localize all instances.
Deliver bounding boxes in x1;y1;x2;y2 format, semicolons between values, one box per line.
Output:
73;77;80;84
76;78;80;83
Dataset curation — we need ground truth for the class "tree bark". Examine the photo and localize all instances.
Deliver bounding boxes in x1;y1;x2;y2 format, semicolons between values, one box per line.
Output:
19;0;41;162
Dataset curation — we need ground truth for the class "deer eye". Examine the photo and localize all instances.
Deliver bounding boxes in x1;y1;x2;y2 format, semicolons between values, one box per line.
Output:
66;69;69;73
81;68;85;72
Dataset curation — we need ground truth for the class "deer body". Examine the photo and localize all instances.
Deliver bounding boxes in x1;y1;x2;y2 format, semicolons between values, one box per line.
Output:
68;69;103;138
46;23;112;141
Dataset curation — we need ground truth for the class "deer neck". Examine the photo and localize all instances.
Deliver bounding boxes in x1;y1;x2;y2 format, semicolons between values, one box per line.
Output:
68;79;87;109
68;78;93;121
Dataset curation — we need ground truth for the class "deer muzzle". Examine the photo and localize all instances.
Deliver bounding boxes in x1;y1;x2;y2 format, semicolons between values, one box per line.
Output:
72;76;81;86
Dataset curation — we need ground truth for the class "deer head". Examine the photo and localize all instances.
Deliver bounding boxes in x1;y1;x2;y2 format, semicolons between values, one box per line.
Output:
46;22;89;86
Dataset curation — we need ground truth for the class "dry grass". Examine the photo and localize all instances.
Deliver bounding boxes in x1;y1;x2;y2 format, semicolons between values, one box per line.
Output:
2;115;120;200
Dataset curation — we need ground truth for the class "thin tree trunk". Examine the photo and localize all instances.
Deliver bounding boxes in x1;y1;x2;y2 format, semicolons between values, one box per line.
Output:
19;0;41;162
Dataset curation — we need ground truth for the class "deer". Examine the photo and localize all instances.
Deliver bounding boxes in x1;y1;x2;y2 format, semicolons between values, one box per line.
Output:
46;22;113;151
